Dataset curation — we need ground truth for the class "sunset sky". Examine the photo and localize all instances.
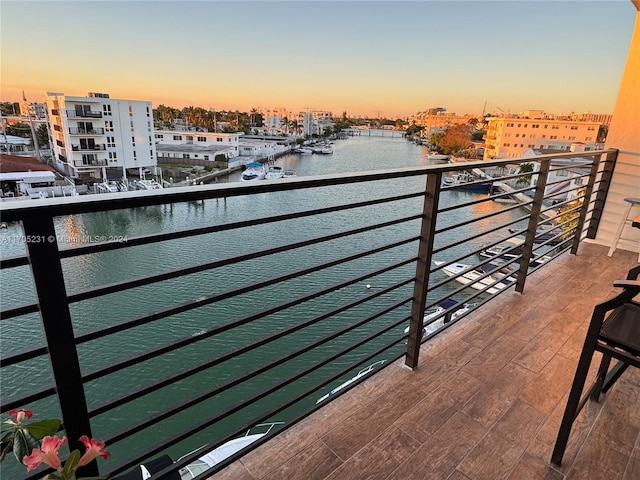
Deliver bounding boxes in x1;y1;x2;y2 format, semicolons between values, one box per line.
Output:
1;1;636;118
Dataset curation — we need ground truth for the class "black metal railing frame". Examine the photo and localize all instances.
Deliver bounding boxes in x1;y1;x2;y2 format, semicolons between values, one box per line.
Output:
0;149;618;479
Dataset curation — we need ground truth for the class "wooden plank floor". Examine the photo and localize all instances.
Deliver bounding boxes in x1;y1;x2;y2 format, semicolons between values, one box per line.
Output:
215;243;640;480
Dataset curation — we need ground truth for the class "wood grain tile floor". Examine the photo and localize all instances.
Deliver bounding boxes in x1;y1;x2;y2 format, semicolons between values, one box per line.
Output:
215;243;640;480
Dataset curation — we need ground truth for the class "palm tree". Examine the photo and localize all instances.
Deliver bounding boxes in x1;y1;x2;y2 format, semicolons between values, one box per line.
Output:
516;162;535;187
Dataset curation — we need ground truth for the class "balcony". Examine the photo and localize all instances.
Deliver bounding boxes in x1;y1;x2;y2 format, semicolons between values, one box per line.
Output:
69;127;105;135
2;147;638;480
66;109;103;119
71;144;106;151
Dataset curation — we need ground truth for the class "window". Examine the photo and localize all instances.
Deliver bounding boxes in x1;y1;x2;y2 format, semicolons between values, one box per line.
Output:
568;136;576;141
128;105;133;116
183;154;190;159
105;121;114;132
204;155;209;160
506;123;514;127
130;121;134;128
504;143;511;147
524;124;528;128
587;126;596;131
150;150;153;157
173;135;182;141
528;144;534;148
133;151;137;158
542;135;546;139
216;138;222;142
504;133;511;138
533;124;539;128
517;123;521;127
544;125;548;129
570;126;578;130
515;134;520;138
197;136;206;142
155;134;164;139
520;144;524;148
552;125;559;130
102;105;112;116
550;135;558;139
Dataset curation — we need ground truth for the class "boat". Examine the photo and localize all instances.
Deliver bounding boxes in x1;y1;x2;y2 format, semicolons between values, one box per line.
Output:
441;171;491;192
177;422;283;479
434;260;512;295
316;145;333;154
265;166;285;180
136;179;163;190
404;298;475;339
112;423;283;480
427;153;450;163
316;360;386;404
294;147;313;155
96;181;120;193
508;226;563;245
479;237;552;268
283;169;297;178
240;162;266;182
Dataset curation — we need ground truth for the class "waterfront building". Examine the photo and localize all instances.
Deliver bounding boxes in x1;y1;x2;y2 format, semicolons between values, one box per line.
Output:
45;91;157;181
483;114;602;159
154;130;240;163
19;100;46;119
409;109;481;138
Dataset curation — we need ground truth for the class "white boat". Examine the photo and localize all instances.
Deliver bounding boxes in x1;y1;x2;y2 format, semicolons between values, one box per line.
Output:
405;299;475;339
294;147;313;155
136;179;163;190
427;153;450;163
441;171;491;192
177;422;283;479
317;146;333;154
240;162;266;182
434;260;512;295
283;169;297;178
479;237;551;269
113;423;283;480
316;360;386;404
265;166;285;180
97;181;120;193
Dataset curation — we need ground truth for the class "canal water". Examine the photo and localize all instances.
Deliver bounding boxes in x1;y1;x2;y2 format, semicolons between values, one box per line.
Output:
0;133;531;477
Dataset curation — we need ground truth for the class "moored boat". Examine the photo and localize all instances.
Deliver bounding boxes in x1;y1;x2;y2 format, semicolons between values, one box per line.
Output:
316;360;386;404
479;236;552;268
405;298;475;339
240;162;266;182
441;171;491;192
434;260;512;294
265;166;285;180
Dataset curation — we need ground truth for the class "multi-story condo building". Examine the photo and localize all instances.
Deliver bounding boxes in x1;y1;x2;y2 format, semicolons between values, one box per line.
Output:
483;115;601;159
19;101;46;119
45;92;156;181
154;130;240;161
409;109;480;137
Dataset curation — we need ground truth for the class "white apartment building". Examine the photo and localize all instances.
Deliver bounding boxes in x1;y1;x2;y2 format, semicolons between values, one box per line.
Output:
154;130;240;161
19;101;47;119
483;116;601;159
45;92;156;181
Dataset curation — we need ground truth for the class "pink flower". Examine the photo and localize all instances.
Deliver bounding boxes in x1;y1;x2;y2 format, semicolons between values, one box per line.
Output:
23;435;66;472
8;409;33;423
77;435;111;467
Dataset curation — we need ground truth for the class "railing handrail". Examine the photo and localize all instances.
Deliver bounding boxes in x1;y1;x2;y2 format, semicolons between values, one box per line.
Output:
0;149;617;221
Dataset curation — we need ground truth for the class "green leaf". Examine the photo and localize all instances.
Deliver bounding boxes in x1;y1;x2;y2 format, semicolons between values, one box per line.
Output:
62;449;80;478
25;419;61;439
12;428;40;462
43;474;63;480
0;439;14;463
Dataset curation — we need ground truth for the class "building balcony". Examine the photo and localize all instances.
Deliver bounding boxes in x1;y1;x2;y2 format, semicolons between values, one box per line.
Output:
68;127;105;135
71;144;106;151
1;146;638;480
65;109;103;119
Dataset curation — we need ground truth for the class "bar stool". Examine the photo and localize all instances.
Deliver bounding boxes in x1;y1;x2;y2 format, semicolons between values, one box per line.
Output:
608;197;640;261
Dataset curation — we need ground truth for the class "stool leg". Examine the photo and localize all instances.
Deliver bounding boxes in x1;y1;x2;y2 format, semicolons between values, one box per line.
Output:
608;202;633;257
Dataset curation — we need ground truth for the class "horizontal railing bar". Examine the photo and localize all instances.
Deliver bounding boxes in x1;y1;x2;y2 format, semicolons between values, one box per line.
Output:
103;279;412;447
1;385;56;413
56;191;425;259
0;344;48;368
75;239;417;348
0;149;616;221
67;215;421;304
81;255;417;383
433;221;524;259
435;200;533;236
107;312;405;479
0;254;29;269
0;303;40;321
1;255;416;410
437;184;534;214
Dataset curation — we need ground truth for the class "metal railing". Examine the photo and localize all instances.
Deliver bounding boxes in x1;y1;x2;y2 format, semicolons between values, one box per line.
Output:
69;127;105;135
0;149;617;480
66;110;103;118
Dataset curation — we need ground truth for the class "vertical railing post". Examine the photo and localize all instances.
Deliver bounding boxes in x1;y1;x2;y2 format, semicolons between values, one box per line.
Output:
405;172;441;369
21;215;98;477
569;154;602;254
515;160;551;293
586;150;618;239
